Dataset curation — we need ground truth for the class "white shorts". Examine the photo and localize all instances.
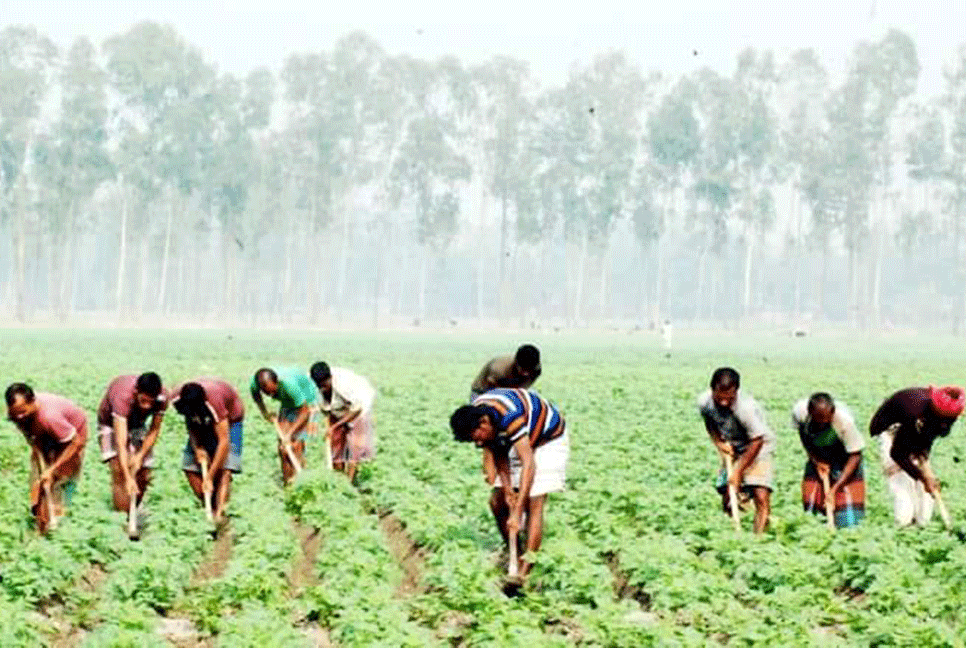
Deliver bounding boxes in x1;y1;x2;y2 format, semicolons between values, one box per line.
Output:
99;424;155;469
493;429;570;497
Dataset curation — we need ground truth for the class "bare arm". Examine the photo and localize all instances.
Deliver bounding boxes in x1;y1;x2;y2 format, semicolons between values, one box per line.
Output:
133;411;164;470
282;404;310;440
892;442;927;483
113;416;136;488
252;389;273;422
703;418;734;458
482;447;497;485
832;452;862;491
330;405;363;430
509;437;536;531
209;419;231;475
46;431;85;477
493;449;514;506
731;437;764;483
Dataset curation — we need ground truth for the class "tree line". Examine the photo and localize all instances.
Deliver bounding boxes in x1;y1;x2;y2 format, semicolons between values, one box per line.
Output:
1;23;965;331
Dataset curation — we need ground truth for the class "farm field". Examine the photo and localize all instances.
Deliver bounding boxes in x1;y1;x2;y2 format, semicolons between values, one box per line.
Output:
2;329;966;646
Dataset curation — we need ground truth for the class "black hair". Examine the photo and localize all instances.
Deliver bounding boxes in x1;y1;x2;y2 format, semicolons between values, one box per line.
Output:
254;368;277;390
807;392;835;414
710;367;740;391
515;344;540;372
136;372;163;398
310;362;331;386
5;383;34;407
174;382;207;416
450;405;485;442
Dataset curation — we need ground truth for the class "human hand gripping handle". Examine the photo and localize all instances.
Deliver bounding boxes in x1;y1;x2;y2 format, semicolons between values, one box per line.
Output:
920;459;952;529
274;420;303;475
723;452;741;531
507;513;520;578
200;455;215;524
34;451;58;531
818;469;836;531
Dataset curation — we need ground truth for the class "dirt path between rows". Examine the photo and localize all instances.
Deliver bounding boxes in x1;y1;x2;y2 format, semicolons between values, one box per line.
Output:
377;511;426;596
192;526;234;585
46;564;109;648
158;525;234;648
290;521;323;591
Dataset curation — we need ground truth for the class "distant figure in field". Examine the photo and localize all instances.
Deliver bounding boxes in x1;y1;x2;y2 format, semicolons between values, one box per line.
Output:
310;361;376;481
6;383;87;534
470;344;542;400
661;319;673;352
98;373;167;514
251;367;319;484
869;385;965;527
450;388;570;579
793;393;865;528
171;379;244;524
697;367;775;534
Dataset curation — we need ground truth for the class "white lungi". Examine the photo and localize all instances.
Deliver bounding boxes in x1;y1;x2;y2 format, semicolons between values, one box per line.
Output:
493;429;570;497
880;429;935;526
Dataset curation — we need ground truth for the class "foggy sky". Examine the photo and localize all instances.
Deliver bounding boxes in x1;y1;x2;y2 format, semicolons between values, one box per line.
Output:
4;0;963;95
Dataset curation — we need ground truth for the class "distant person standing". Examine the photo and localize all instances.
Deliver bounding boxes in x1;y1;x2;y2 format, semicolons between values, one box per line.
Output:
310;362;376;481
697;367;776;534
251;367;319;483
171;379;244;524
661;319;673;353
6;383;88;534
97;373;168;514
870;385;964;527
470;344;542;400
793;393;865;528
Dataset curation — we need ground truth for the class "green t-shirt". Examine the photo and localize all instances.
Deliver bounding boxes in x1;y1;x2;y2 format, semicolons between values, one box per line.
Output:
250;366;318;411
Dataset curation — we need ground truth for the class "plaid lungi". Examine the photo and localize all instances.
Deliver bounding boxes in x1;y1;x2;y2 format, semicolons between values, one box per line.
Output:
801;460;865;528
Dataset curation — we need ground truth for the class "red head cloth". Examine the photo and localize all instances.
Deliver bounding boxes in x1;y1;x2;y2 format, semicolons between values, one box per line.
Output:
929;385;966;418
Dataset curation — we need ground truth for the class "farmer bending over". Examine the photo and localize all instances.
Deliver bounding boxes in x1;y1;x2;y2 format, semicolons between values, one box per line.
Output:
172;379;244;524
470;344;542;400
450;388;570;578
310;361;376;481
697;367;776;534
870;385;964;527
6;383;87;534
251;367;318;483
97;373;167;514
793;393;865;528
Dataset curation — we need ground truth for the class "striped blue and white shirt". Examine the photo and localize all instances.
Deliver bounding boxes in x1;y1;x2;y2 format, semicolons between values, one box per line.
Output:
472;388;565;450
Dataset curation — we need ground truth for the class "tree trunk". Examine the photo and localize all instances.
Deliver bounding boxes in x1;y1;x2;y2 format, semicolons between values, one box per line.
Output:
156;192;175;314
694;244;707;325
956;184;964;334
573;227;589;326
417;246;428;324
791;187;802;320
372;220;383;329
115;179;128;324
598;243;610;324
335;188;351;325
871;189;885;329
56;196;77;322
498;192;508;318
742;229;754;322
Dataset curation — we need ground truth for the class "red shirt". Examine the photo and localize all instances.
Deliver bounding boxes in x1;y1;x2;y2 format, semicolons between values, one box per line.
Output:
171;378;244;424
97;375;168;428
26;393;88;444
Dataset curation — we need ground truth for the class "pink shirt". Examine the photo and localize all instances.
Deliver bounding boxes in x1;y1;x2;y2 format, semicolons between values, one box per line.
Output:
97;375;168;428
171;378;244;423
30;393;87;444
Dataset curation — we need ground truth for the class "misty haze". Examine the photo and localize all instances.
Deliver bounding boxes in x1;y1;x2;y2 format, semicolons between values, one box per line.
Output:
0;1;964;332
